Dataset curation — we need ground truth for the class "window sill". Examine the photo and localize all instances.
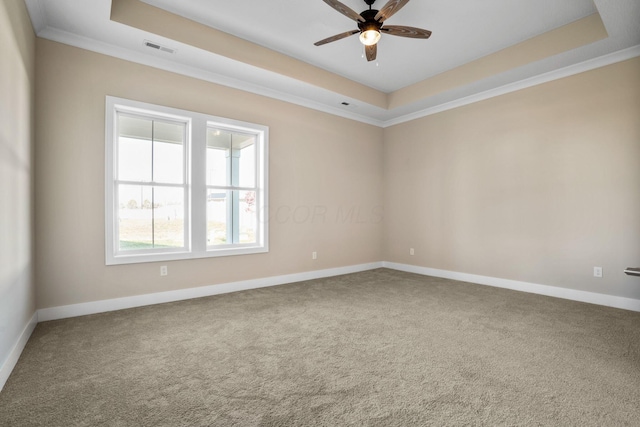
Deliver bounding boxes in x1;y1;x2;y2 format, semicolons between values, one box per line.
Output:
106;246;269;266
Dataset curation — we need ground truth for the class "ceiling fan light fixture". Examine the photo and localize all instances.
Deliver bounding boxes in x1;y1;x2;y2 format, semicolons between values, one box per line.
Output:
315;0;431;59
359;29;381;46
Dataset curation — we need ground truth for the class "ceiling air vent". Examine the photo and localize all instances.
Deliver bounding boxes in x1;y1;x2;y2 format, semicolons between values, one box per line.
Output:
143;40;176;54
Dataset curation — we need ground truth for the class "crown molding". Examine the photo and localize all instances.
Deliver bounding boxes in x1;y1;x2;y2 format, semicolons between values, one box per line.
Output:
24;0;47;34
25;0;640;128
381;44;640;127
36;26;386;127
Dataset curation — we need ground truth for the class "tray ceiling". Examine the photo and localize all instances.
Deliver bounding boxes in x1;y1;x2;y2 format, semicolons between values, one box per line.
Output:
25;0;640;126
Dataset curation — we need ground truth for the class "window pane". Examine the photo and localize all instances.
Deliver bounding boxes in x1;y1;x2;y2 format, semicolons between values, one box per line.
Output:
107;97;268;265
236;138;256;188
117;185;184;251
118;184;153;250
206;128;230;186
153;187;185;248
118;115;152;182
239;190;257;244
207;190;229;245
153;121;185;184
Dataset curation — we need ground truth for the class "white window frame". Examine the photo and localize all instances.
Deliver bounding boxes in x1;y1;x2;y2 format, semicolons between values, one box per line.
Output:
105;96;269;265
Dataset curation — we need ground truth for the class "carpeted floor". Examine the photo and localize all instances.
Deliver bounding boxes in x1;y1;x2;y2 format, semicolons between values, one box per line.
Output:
1;268;639;426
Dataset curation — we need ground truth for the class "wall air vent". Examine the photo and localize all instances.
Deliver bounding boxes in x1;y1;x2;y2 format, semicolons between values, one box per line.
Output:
143;40;176;54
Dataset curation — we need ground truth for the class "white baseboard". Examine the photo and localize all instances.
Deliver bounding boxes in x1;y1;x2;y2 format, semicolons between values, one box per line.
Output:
37;262;384;322
0;311;38;392
3;261;637;391
37;260;640;322
383;261;640;312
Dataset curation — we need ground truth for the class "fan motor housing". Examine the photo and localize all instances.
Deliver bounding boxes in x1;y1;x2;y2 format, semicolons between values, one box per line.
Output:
358;9;382;32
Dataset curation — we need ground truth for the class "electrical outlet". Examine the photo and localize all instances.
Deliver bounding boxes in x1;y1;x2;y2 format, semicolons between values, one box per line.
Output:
593;267;602;278
312;251;317;260
410;248;415;256
160;265;168;276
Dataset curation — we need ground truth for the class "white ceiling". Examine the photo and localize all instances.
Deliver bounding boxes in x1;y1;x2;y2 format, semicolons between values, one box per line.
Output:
25;0;640;126
140;0;597;93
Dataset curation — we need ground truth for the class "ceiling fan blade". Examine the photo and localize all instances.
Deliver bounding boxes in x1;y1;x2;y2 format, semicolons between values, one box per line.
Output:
381;25;432;39
365;44;377;62
314;30;360;46
322;0;365;22
374;0;411;22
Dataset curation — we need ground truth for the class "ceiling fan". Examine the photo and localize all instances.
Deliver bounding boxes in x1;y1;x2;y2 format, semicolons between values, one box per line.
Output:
314;0;432;62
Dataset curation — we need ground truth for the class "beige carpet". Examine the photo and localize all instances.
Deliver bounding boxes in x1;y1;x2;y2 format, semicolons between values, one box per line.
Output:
1;268;639;426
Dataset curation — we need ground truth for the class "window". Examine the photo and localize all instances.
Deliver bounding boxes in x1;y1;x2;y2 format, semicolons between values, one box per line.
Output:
105;97;268;265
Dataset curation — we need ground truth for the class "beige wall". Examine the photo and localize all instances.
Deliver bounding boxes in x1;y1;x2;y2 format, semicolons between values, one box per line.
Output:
384;57;640;299
0;0;36;368
110;0;387;109
35;39;384;309
33;37;640;309
389;13;607;109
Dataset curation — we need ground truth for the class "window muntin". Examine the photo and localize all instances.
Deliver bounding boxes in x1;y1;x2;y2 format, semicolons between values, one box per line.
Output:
116;185;186;251
115;113;188;254
106;97;268;265
206;127;259;247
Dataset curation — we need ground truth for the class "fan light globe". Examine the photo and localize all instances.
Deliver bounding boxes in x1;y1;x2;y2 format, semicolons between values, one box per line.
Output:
359;29;381;46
